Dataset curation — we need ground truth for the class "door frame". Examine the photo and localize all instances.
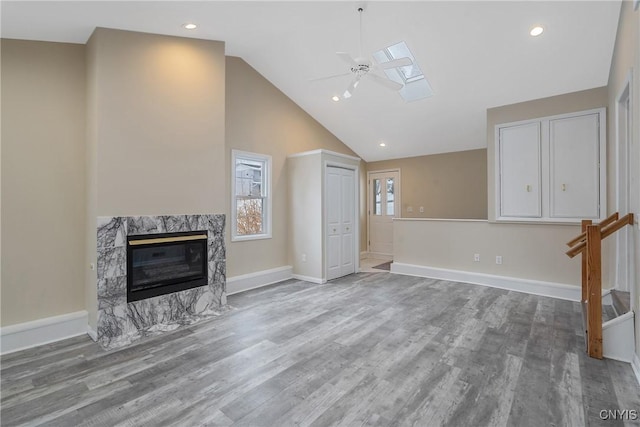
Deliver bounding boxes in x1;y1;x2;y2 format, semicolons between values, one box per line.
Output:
324;161;360;281
367;169;401;256
615;70;634;293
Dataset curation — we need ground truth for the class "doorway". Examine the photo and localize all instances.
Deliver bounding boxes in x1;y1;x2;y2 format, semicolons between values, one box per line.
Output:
368;170;401;258
326;166;356;281
615;73;633;293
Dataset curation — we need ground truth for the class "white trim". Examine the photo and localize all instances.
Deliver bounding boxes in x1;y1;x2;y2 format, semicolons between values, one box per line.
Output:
292;274;326;284
368;251;393;259
602;311;635;363
0;311;88;355
87;325;98;342
288;149;361;162
391;262;583;301
360;251;369;259
614;70;633;294
632;354;640;386
226;266;293;295
494;107;606;223
393;218;488;223
231;149;273;242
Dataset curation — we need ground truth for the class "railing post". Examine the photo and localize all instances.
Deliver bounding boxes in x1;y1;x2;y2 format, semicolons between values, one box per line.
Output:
581;219;592;303
586;224;603;359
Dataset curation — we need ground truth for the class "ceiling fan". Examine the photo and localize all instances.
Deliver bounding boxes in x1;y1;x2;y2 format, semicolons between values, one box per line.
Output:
312;6;413;99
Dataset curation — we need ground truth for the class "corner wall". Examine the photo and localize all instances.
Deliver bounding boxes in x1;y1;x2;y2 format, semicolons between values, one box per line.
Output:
367;149;488;220
1;40;86;326
85;28;227;328
225;56;363;278
606;0;640;364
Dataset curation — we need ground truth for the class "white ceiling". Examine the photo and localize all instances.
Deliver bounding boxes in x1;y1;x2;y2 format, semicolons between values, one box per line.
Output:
1;1;621;162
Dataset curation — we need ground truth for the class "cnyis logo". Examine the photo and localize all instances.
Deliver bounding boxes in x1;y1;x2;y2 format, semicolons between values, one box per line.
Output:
599;409;639;420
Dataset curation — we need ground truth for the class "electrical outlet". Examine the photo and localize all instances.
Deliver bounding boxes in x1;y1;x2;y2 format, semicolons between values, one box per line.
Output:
407;206;413;212
302;253;307;262
496;256;502;265
419;206;425;213
474;254;480;262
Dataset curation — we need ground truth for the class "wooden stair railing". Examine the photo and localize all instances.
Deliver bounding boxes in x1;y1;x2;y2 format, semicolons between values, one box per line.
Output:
565;212;634;359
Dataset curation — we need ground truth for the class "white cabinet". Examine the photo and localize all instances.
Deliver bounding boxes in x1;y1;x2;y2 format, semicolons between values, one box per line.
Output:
499;122;542;218
496;108;605;222
288;150;360;282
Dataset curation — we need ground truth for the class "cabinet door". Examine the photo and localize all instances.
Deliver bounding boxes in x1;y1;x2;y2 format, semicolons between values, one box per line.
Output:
549;113;600;218
499;122;542;218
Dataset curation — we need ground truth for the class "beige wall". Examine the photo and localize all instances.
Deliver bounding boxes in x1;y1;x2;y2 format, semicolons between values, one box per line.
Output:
89;29;226;216
487;86;609;221
1;40;86;326
394;219;589;286
367;149;487;220
392;85;612;295
85;28;226;327
606;1;640;361
225;57;362;277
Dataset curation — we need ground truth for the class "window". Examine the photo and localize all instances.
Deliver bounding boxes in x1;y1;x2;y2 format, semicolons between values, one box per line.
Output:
231;150;272;241
373;41;434;103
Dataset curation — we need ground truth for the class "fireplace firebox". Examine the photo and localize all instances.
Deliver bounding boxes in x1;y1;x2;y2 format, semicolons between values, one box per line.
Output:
127;231;208;302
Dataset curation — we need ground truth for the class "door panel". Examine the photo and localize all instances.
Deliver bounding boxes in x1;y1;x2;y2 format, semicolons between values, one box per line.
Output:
369;171;399;256
327;166;356;280
499;123;541;218
549;113;600;218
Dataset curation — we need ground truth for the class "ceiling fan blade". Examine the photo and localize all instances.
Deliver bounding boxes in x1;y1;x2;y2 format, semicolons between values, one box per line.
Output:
336;52;357;67
343;77;361;99
378;56;413;70
309;72;352;83
368;73;403;91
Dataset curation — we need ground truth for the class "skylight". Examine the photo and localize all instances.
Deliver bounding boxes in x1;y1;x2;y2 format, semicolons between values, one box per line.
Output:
373;41;434;102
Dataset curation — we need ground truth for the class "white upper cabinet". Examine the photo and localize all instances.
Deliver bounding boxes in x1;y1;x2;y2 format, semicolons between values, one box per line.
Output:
496;108;606;223
499;122;542;218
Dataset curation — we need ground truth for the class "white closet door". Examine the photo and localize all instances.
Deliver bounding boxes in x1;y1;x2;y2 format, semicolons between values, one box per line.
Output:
326;166;355;281
340;169;355;277
549;113;600;218
499;122;542;218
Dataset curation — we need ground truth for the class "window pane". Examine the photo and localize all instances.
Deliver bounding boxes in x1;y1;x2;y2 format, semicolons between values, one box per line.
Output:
373;179;381;215
236;198;263;235
386;178;394;216
235;159;263;197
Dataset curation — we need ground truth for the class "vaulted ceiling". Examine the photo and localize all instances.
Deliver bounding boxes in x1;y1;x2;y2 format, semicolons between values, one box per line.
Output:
2;1;621;162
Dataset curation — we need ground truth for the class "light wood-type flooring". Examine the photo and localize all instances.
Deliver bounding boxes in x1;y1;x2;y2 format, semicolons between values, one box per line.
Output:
2;272;639;426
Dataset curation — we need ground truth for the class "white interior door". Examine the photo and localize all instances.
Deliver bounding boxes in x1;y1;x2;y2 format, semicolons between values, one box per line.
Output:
368;171;400;257
327;166;356;280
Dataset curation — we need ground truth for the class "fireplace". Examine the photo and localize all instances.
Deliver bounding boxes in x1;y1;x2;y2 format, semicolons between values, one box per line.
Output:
127;230;208;302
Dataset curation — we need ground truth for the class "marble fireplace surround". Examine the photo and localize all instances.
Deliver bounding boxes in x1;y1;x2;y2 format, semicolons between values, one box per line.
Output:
96;214;226;350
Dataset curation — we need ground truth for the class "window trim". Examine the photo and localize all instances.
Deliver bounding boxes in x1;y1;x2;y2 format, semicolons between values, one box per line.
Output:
231;150;272;242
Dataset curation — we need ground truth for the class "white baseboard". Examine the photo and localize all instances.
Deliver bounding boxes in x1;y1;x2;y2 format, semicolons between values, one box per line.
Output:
87;325;98;342
368;251;393;259
292;274;326;284
227;266;293;296
391;262;582;302
632;354;640;386
360;251;369;259
0;310;89;355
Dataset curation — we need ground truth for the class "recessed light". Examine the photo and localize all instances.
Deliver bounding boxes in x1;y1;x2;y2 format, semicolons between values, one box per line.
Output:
530;26;544;37
332;95;340;102
183;23;197;30
379;142;386;147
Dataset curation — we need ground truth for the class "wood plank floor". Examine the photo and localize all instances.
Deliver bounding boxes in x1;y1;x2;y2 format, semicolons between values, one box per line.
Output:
2;272;639;426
